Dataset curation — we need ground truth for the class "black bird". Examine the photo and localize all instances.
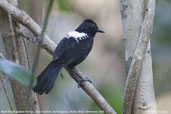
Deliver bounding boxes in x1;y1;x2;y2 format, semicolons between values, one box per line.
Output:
33;19;104;95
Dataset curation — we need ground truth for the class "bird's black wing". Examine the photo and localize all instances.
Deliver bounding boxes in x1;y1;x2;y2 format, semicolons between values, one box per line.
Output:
53;37;77;61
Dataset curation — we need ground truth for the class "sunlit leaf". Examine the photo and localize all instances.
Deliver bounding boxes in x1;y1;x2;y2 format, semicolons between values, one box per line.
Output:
0;59;36;86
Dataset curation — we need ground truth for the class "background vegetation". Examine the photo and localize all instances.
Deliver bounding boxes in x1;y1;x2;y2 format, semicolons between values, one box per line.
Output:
0;0;170;113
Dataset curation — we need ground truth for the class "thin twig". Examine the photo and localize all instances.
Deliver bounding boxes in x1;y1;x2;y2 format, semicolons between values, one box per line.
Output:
0;53;14;111
0;77;9;90
0;73;14;112
27;0;54;110
31;0;54;82
15;27;40;44
121;0;155;113
7;8;20;111
7;10;19;64
0;1;116;113
0;53;9;91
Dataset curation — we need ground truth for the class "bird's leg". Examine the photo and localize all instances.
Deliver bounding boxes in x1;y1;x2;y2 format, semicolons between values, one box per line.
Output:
78;75;92;88
65;66;92;88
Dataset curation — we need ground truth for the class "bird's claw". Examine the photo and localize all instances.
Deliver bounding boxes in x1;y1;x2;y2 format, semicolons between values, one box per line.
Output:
78;77;92;88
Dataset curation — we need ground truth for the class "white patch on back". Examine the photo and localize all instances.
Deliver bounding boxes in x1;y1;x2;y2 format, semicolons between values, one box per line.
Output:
65;31;88;43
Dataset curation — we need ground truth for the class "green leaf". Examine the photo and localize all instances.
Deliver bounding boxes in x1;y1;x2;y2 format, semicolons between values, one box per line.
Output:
56;0;73;12
0;59;36;87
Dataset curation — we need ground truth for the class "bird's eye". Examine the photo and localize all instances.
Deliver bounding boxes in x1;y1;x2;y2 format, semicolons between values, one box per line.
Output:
91;24;97;29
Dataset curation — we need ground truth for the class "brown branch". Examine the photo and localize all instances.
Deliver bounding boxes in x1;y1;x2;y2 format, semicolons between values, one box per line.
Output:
15;27;40;44
0;0;55;55
0;1;116;114
66;68;115;114
120;0;156;113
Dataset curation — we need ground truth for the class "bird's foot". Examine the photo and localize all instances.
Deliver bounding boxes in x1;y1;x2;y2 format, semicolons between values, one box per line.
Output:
78;77;92;88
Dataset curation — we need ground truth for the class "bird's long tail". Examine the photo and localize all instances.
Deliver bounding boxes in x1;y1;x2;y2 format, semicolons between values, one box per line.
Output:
33;61;62;95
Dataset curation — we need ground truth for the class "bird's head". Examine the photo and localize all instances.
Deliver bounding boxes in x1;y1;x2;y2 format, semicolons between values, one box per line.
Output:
76;19;104;37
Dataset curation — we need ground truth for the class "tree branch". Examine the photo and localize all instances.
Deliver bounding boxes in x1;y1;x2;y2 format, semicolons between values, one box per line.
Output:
120;0;156;113
0;1;116;114
15;27;41;44
66;68;115;114
0;0;40;112
0;0;55;55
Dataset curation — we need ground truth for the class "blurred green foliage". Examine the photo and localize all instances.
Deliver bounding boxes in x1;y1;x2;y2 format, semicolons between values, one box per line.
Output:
152;0;171;44
151;0;171;97
56;0;73;12
89;86;123;114
0;59;36;86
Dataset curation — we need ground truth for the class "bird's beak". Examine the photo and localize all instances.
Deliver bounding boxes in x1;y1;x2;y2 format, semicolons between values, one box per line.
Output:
97;28;105;33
